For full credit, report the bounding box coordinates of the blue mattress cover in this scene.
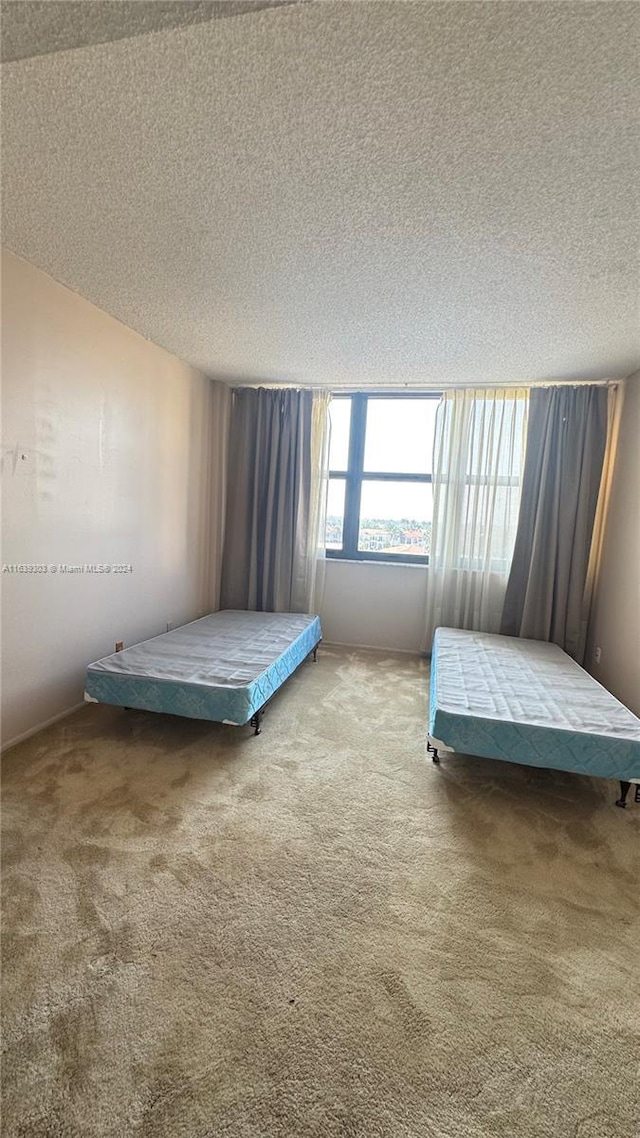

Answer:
[429,628,640,782]
[85,611,322,725]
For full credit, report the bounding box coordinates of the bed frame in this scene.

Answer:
[428,628,640,808]
[85,611,322,735]
[249,641,319,734]
[429,738,640,808]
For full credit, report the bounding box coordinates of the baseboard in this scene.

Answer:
[322,639,420,656]
[2,701,86,753]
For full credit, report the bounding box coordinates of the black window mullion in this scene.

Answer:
[342,394,366,558]
[361,472,432,484]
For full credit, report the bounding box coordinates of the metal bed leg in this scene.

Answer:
[616,781,631,808]
[427,740,440,764]
[250,639,321,735]
[636,785,640,804]
[250,707,265,736]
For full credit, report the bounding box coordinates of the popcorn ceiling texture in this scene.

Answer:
[2,1,639,388]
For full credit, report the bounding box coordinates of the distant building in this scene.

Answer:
[326,515,431,556]
[401,529,423,545]
[359,528,391,552]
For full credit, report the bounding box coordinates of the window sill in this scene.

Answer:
[325,558,429,570]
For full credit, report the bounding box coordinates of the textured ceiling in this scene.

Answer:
[0,1,298,63]
[2,1,639,388]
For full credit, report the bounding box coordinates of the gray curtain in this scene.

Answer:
[500,385,608,661]
[220,387,324,613]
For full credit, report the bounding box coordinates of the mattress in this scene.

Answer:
[85,610,322,725]
[429,628,640,781]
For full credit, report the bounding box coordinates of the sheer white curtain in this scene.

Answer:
[424,388,529,649]
[294,390,331,614]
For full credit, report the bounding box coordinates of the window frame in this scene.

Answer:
[326,391,441,564]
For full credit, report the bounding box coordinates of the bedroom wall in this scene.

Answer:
[587,371,640,715]
[320,560,428,653]
[1,250,230,748]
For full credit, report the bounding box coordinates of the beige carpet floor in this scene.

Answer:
[2,646,639,1138]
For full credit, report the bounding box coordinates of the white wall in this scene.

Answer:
[1,250,229,748]
[587,372,640,714]
[320,559,428,653]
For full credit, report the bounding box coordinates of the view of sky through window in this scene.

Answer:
[326,396,438,559]
[326,478,346,549]
[358,481,433,556]
[363,399,436,474]
[328,399,351,471]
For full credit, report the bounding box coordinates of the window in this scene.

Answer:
[326,393,440,563]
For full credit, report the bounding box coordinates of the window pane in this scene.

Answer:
[325,478,346,549]
[456,482,522,572]
[358,481,432,556]
[328,398,352,472]
[467,394,527,481]
[363,398,438,475]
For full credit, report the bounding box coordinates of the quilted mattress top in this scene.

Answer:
[432,628,640,742]
[86,610,319,690]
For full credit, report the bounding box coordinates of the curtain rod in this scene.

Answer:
[328,379,619,393]
[232,378,620,393]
